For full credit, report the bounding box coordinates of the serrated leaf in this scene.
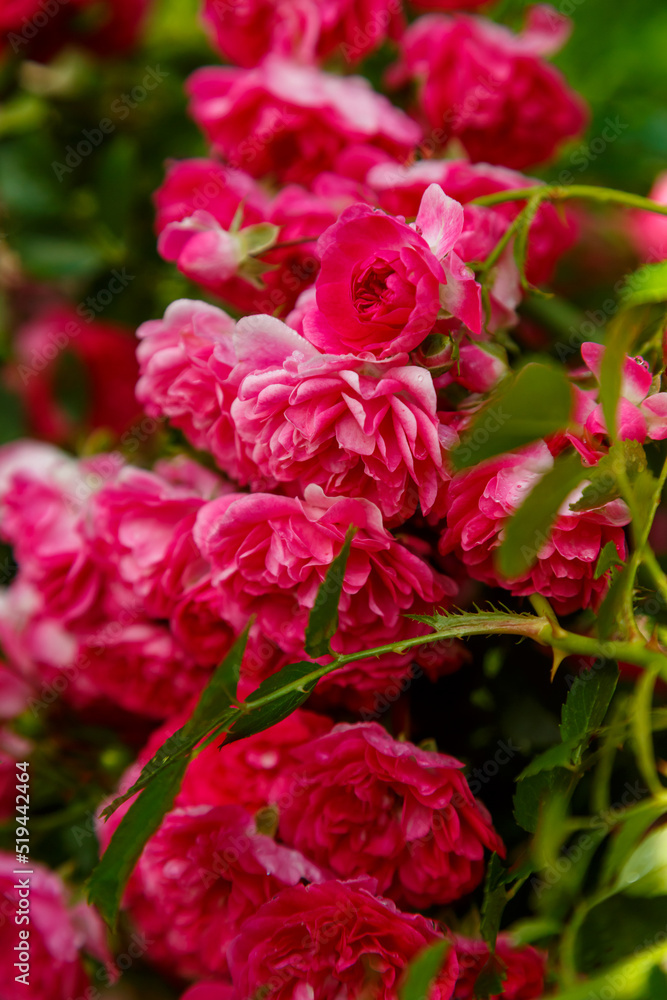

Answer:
[497,450,586,577]
[221,660,321,745]
[595,541,625,579]
[513,771,560,833]
[517,737,582,780]
[560,659,619,763]
[399,940,449,1000]
[480,854,509,951]
[88,757,186,928]
[305,526,356,658]
[101,627,247,817]
[451,362,573,470]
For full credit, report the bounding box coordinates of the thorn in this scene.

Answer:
[550,647,570,681]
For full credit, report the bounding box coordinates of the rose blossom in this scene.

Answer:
[1,0,151,58]
[391,6,586,170]
[194,484,456,699]
[10,305,141,446]
[578,342,667,442]
[0,853,109,1000]
[439,440,630,615]
[100,804,323,980]
[302,184,481,358]
[276,721,504,908]
[227,878,444,1000]
[443,935,546,1000]
[187,56,420,185]
[116,706,333,816]
[201,0,404,67]
[136,299,262,485]
[230,315,453,523]
[367,158,577,286]
[628,171,667,263]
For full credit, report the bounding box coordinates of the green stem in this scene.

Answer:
[471,184,667,217]
[632,664,664,796]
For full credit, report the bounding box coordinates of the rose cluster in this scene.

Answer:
[1,0,663,998]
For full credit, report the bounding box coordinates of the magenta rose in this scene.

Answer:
[187,57,420,186]
[439,441,630,615]
[227,878,444,1000]
[392,7,587,170]
[0,853,109,1000]
[444,935,546,1000]
[303,184,481,358]
[368,158,577,287]
[100,804,323,981]
[276,721,504,908]
[201,0,404,67]
[230,315,452,523]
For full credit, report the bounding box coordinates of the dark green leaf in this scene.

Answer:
[513,770,569,833]
[399,940,449,1000]
[88,757,186,927]
[305,526,356,657]
[472,956,506,999]
[451,362,573,470]
[497,450,586,578]
[560,659,619,763]
[481,854,509,951]
[222,660,320,745]
[517,738,581,780]
[596,562,631,641]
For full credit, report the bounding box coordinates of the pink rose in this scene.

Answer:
[231,315,450,523]
[187,56,420,185]
[368,159,577,287]
[391,7,586,169]
[439,441,630,615]
[578,342,667,443]
[201,0,404,67]
[181,984,234,1000]
[115,706,332,816]
[302,184,481,358]
[136,299,255,482]
[103,804,323,980]
[9,306,141,447]
[0,853,109,1000]
[227,878,444,1000]
[444,935,546,1000]
[194,484,455,700]
[628,171,667,263]
[276,721,504,908]
[1,0,151,58]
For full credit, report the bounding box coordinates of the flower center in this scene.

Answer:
[352,257,397,320]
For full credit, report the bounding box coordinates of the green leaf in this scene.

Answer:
[620,262,667,308]
[596,562,632,641]
[543,936,667,1000]
[240,222,281,255]
[101,627,247,817]
[516,737,582,779]
[560,659,619,764]
[399,940,449,1000]
[575,894,667,978]
[595,541,625,579]
[513,770,568,833]
[616,827,667,897]
[480,854,509,951]
[496,450,586,578]
[222,660,321,745]
[305,526,356,658]
[88,757,186,927]
[451,362,573,470]
[601,799,666,886]
[472,956,506,999]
